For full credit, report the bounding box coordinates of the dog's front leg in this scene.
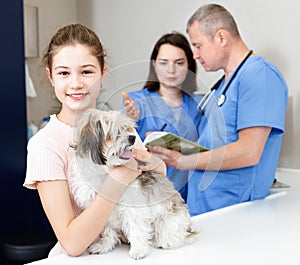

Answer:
[88,226,120,255]
[124,213,152,259]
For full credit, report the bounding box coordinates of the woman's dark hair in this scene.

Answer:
[143,32,197,95]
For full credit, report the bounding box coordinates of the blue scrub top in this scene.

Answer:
[188,56,288,216]
[122,89,201,200]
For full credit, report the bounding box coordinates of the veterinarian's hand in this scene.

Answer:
[132,148,167,176]
[122,92,140,120]
[147,146,186,170]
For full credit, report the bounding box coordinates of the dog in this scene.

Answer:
[69,109,197,259]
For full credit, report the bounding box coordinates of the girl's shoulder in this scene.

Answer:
[28,114,74,150]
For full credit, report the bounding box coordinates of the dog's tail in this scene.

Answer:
[184,225,200,245]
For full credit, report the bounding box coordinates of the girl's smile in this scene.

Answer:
[66,92,88,101]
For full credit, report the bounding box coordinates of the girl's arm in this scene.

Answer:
[37,159,141,257]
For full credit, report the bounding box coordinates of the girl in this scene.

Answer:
[24,24,166,257]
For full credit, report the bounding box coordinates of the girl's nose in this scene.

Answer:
[70,74,83,89]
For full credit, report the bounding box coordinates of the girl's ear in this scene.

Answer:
[45,67,54,87]
[100,65,108,85]
[102,65,108,76]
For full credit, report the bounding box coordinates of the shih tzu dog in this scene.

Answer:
[69,109,197,259]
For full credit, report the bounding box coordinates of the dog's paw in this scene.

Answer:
[129,245,149,260]
[88,241,114,255]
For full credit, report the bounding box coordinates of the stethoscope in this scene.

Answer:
[197,50,253,114]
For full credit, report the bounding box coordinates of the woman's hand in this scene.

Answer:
[132,148,167,176]
[122,92,140,120]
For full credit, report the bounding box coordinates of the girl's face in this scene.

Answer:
[46,44,104,119]
[153,44,188,90]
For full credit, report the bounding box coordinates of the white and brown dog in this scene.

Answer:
[69,109,197,259]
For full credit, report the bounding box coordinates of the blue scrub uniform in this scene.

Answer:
[122,89,201,201]
[187,56,288,216]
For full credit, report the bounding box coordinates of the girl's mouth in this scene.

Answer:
[67,93,87,100]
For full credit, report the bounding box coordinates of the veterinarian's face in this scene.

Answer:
[47,44,104,114]
[188,21,224,72]
[153,44,188,90]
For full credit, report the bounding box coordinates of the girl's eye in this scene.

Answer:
[82,70,93,75]
[58,71,69,76]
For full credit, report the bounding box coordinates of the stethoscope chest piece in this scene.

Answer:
[217,94,226,107]
[198,50,253,113]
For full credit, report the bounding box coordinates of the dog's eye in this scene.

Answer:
[128,135,136,145]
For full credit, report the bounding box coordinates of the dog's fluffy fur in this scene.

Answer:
[69,109,197,259]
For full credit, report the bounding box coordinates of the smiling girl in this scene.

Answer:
[24,24,166,258]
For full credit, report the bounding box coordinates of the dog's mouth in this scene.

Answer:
[119,146,135,160]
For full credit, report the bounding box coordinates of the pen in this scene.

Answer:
[159,123,167,131]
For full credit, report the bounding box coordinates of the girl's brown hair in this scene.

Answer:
[42,24,106,74]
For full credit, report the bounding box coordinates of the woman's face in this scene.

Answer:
[46,44,104,117]
[153,44,188,90]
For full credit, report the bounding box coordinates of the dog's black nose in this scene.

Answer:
[128,135,136,145]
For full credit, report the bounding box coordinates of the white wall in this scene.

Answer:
[24,0,299,169]
[77,0,299,170]
[24,0,77,126]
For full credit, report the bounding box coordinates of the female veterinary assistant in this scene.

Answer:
[122,32,201,201]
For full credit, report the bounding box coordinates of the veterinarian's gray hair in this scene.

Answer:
[186,4,240,40]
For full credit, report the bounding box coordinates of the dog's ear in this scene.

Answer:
[94,120,107,164]
[77,119,107,165]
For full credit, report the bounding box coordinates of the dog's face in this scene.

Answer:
[75,109,137,167]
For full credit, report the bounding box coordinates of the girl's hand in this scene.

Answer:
[109,158,142,186]
[122,92,140,120]
[132,148,167,176]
